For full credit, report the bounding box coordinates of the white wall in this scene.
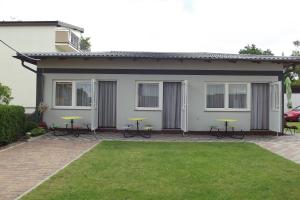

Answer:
[42,73,279,131]
[0,26,81,113]
[284,93,300,112]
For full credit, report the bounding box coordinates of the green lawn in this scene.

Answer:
[287,122,300,133]
[22,141,300,200]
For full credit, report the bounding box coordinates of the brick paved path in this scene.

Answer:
[0,134,99,200]
[255,135,300,164]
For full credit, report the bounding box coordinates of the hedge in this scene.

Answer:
[0,105,25,145]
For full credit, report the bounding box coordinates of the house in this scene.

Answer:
[0,21,84,113]
[14,51,300,134]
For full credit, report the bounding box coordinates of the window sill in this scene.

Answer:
[205,108,250,112]
[52,106,91,110]
[135,107,162,111]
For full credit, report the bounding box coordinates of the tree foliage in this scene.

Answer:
[0,83,13,105]
[239,44,273,55]
[80,36,91,52]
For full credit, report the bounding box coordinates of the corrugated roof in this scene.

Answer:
[0,21,84,33]
[15,51,300,64]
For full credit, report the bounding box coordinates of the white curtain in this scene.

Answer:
[251,83,269,130]
[163,82,181,129]
[55,82,72,106]
[76,82,91,106]
[138,83,159,107]
[98,81,117,128]
[229,84,247,108]
[206,84,224,108]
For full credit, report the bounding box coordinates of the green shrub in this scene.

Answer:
[24,120,38,133]
[0,105,25,144]
[30,127,46,137]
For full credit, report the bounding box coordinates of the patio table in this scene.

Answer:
[62,116,82,136]
[127,117,149,138]
[128,117,145,132]
[216,118,237,136]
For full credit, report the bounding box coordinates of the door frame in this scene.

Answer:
[181,80,188,133]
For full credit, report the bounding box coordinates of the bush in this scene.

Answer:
[24,120,38,133]
[30,127,46,137]
[0,105,25,145]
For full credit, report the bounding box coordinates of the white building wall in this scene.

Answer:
[284,93,300,112]
[0,26,81,113]
[42,73,279,132]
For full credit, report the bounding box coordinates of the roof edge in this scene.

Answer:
[0,21,84,33]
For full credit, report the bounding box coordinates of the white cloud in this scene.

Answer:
[1,0,300,55]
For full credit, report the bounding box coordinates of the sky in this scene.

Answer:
[1,0,300,56]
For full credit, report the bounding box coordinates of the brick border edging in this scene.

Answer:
[15,141,100,200]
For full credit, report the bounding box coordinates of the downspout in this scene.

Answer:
[21,60,37,73]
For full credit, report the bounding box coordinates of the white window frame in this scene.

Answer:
[205,82,251,112]
[271,83,280,111]
[135,81,163,111]
[53,80,92,109]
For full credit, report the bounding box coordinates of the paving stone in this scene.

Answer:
[0,134,99,200]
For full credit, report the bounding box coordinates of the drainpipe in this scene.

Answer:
[21,60,37,73]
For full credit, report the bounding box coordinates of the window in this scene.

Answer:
[205,83,250,111]
[206,84,225,108]
[229,84,247,108]
[76,82,92,106]
[271,83,279,110]
[54,81,92,109]
[55,82,72,106]
[136,81,163,110]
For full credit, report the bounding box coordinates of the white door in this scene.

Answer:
[181,80,188,133]
[91,79,99,131]
[269,81,282,133]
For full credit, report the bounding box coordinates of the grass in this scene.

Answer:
[287,122,300,133]
[22,141,300,200]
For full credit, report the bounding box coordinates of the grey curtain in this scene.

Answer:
[55,82,72,106]
[229,84,247,108]
[76,82,91,106]
[163,82,181,129]
[98,81,117,128]
[251,83,269,130]
[138,83,159,107]
[206,84,224,108]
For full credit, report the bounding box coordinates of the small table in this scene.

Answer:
[128,118,145,133]
[62,116,82,135]
[216,118,237,134]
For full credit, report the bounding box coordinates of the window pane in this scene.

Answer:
[76,82,92,106]
[138,83,159,107]
[229,84,247,108]
[55,82,72,106]
[206,84,225,108]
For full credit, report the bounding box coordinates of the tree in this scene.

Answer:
[80,36,91,52]
[292,40,300,56]
[239,44,274,55]
[0,83,13,105]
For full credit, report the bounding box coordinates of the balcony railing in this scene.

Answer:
[55,30,80,51]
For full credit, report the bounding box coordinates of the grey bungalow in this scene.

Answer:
[15,52,300,134]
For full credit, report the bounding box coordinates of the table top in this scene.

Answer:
[128,117,146,121]
[62,116,82,120]
[217,118,237,122]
